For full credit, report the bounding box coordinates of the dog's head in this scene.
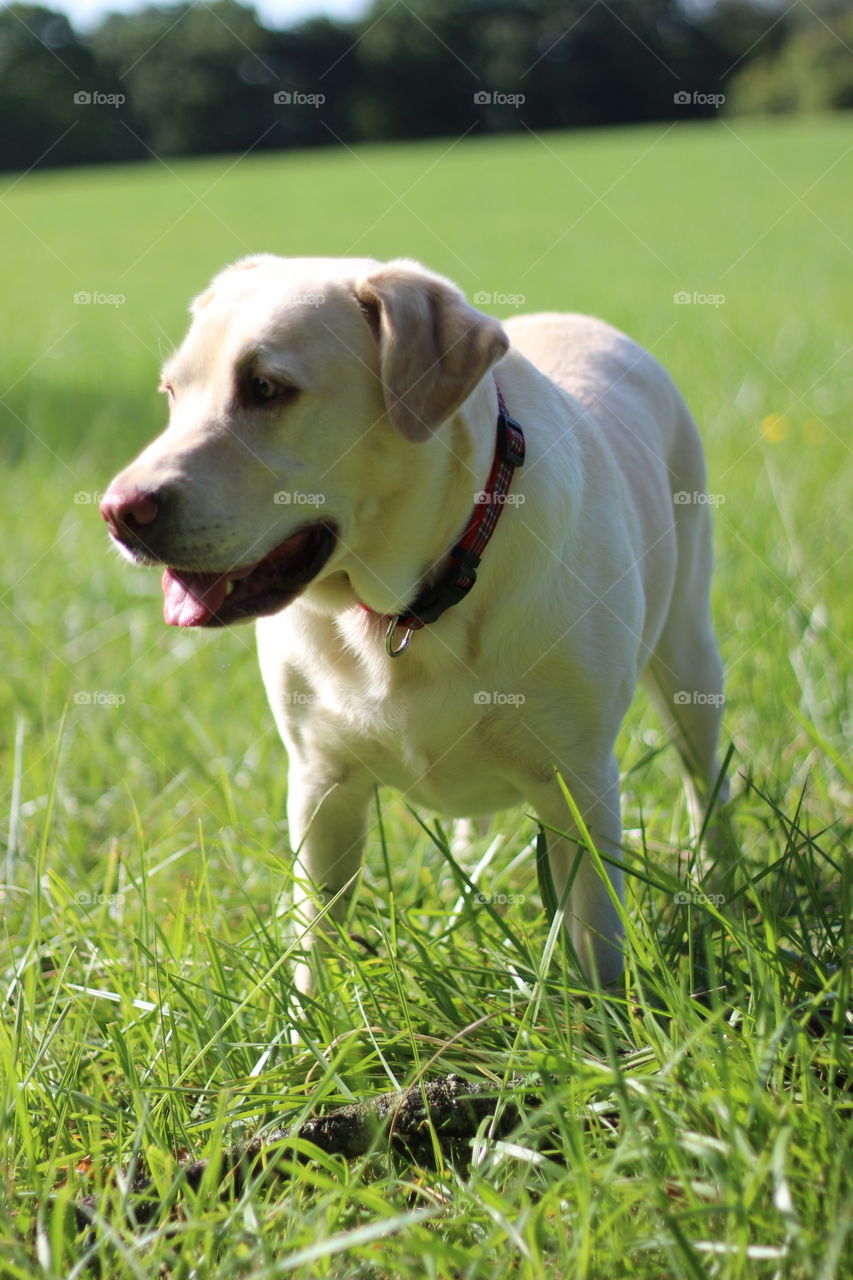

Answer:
[101,255,508,627]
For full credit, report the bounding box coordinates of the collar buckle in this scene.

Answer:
[497,410,526,468]
[400,546,480,630]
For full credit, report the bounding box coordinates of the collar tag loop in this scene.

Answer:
[385,617,416,658]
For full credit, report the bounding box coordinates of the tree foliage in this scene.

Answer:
[0,0,846,173]
[725,9,853,114]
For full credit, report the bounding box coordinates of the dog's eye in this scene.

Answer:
[250,376,296,405]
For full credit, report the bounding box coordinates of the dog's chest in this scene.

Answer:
[299,657,528,814]
[374,729,523,816]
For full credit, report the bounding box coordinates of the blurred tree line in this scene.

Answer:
[0,0,849,172]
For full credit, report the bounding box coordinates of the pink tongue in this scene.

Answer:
[162,568,230,627]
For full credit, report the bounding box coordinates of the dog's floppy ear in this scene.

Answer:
[354,261,509,442]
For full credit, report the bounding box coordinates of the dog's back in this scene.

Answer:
[504,312,698,476]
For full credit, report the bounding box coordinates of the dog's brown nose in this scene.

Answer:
[100,487,159,540]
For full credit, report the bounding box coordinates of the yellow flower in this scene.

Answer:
[760,413,788,443]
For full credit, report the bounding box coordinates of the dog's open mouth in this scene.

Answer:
[161,523,337,627]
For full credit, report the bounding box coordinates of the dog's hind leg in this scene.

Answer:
[642,489,729,835]
[531,759,625,987]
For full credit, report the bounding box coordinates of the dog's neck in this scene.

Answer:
[355,378,524,654]
[302,374,523,636]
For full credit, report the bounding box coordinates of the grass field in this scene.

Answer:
[1,115,851,1278]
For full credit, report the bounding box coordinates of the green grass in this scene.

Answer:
[1,115,851,1278]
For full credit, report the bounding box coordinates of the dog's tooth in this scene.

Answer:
[225,580,235,596]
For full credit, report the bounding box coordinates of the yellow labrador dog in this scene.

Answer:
[102,255,727,992]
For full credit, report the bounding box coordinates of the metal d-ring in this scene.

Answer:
[385,617,415,657]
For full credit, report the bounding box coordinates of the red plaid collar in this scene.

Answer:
[364,383,525,657]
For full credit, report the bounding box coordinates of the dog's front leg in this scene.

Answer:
[530,758,625,986]
[286,767,372,998]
